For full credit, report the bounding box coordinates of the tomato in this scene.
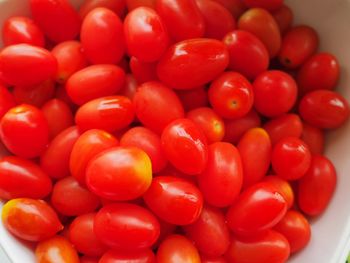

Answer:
[301,123,324,154]
[298,155,336,216]
[130,57,158,84]
[66,65,126,105]
[0,104,49,158]
[2,16,45,47]
[226,182,287,236]
[120,127,167,173]
[0,44,57,87]
[119,74,138,100]
[79,0,127,18]
[274,210,311,253]
[127,0,156,10]
[212,0,246,19]
[94,203,160,249]
[263,114,303,145]
[75,96,135,132]
[263,176,294,209]
[144,176,203,225]
[242,0,283,11]
[35,236,79,263]
[208,71,254,119]
[133,82,184,133]
[124,7,170,62]
[253,70,297,117]
[2,198,62,241]
[176,86,209,112]
[198,142,242,207]
[184,205,230,257]
[299,90,349,129]
[157,38,229,89]
[51,41,88,84]
[69,213,108,256]
[226,230,290,263]
[161,118,208,175]
[100,249,156,263]
[238,8,281,58]
[157,235,201,263]
[80,256,100,263]
[278,25,319,69]
[153,219,177,249]
[0,85,16,119]
[70,129,118,185]
[200,256,226,263]
[195,0,236,40]
[272,4,294,34]
[223,30,269,79]
[81,8,125,64]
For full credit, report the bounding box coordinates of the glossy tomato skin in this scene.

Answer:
[100,249,156,263]
[79,0,127,18]
[94,203,160,249]
[129,57,158,84]
[0,44,57,87]
[144,176,203,225]
[120,74,138,100]
[301,123,324,154]
[242,0,283,11]
[161,118,208,175]
[212,0,246,19]
[176,86,209,112]
[81,8,125,64]
[127,0,156,10]
[2,16,45,47]
[299,90,350,129]
[272,4,294,34]
[200,256,226,263]
[298,155,336,216]
[30,0,81,43]
[157,38,229,89]
[263,176,294,209]
[2,198,62,241]
[0,85,16,119]
[0,104,49,158]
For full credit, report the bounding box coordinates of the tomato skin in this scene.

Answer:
[299,90,350,129]
[263,176,294,209]
[212,0,246,19]
[242,0,283,11]
[2,16,45,47]
[200,256,226,263]
[144,176,203,225]
[133,82,184,134]
[94,203,160,249]
[0,104,49,158]
[223,30,269,79]
[35,236,80,263]
[157,38,229,90]
[120,74,138,100]
[298,155,336,216]
[76,96,135,132]
[301,123,324,154]
[0,44,57,87]
[80,256,99,263]
[0,86,16,119]
[100,249,156,263]
[2,198,63,241]
[79,0,127,18]
[226,230,290,263]
[127,0,156,10]
[272,4,293,34]
[176,86,209,112]
[129,57,158,84]
[81,8,125,64]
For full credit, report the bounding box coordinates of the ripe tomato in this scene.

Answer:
[79,0,127,18]
[208,72,254,119]
[263,176,294,209]
[157,38,229,89]
[200,256,226,263]
[127,0,156,10]
[2,198,62,241]
[242,0,283,11]
[0,85,16,119]
[301,123,324,154]
[176,86,209,112]
[129,57,158,84]
[212,0,246,19]
[119,74,138,100]
[271,4,294,34]
[0,104,49,158]
[94,203,160,249]
[100,249,156,263]
[80,256,99,263]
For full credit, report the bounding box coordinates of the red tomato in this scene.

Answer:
[299,90,349,129]
[223,30,269,79]
[2,16,45,47]
[129,57,158,84]
[226,230,290,263]
[100,249,156,263]
[144,176,203,225]
[301,123,324,154]
[253,70,298,117]
[133,81,184,133]
[208,71,254,119]
[242,0,283,11]
[79,0,127,18]
[274,210,311,253]
[212,0,246,19]
[157,38,229,89]
[81,8,125,64]
[94,203,160,249]
[127,0,156,10]
[75,96,135,132]
[153,219,177,249]
[2,198,62,241]
[0,44,57,87]
[278,25,319,68]
[263,176,294,209]
[0,104,49,158]
[176,86,209,112]
[200,256,226,263]
[119,74,138,100]
[80,256,100,263]
[298,155,336,216]
[0,85,16,119]
[272,4,294,34]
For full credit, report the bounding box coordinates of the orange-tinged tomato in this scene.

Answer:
[263,176,294,209]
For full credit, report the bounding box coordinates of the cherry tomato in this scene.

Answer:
[272,4,294,34]
[301,122,324,154]
[253,70,297,117]
[263,176,294,209]
[2,16,45,47]
[153,219,177,249]
[200,256,226,263]
[298,155,336,216]
[127,0,156,10]
[94,203,160,249]
[144,176,203,225]
[212,0,246,19]
[223,30,269,79]
[35,236,79,263]
[157,38,229,89]
[0,44,57,87]
[299,90,350,129]
[2,198,62,241]
[243,0,283,11]
[79,0,127,18]
[208,71,254,119]
[129,57,158,84]
[176,86,209,112]
[80,256,99,263]
[0,85,16,119]
[119,74,138,100]
[100,249,156,263]
[278,25,319,69]
[0,104,49,158]
[81,8,125,64]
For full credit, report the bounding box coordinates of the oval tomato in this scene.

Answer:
[129,57,158,84]
[301,123,324,154]
[176,86,209,112]
[0,85,16,119]
[127,0,156,10]
[263,176,294,209]
[242,0,283,11]
[79,0,127,18]
[100,249,156,263]
[200,256,226,263]
[272,4,294,34]
[212,0,246,19]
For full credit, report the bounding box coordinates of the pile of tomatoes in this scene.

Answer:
[0,0,349,262]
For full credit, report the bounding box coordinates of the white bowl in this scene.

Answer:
[1,0,350,262]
